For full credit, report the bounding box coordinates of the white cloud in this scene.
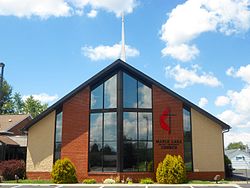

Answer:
[217,64,250,144]
[217,86,250,128]
[215,96,230,106]
[87,9,97,18]
[82,43,139,61]
[224,132,250,148]
[0,0,71,18]
[165,64,222,88]
[22,93,59,104]
[226,66,235,76]
[161,44,199,62]
[198,97,208,108]
[71,0,138,17]
[0,0,137,18]
[160,0,250,61]
[226,64,250,84]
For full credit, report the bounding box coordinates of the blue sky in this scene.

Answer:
[0,0,250,147]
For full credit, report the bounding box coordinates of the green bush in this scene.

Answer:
[156,154,186,184]
[82,178,96,184]
[140,178,154,184]
[51,158,78,184]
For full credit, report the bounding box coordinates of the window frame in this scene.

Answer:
[53,107,63,163]
[183,106,193,172]
[88,70,154,173]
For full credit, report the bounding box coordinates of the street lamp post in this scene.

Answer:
[0,62,5,102]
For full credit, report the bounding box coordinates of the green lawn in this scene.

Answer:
[188,180,230,184]
[3,179,52,184]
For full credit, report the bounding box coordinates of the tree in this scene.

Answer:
[227,141,248,150]
[0,80,14,114]
[23,96,48,118]
[13,92,25,114]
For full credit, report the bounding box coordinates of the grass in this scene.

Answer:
[2,179,52,184]
[188,180,230,184]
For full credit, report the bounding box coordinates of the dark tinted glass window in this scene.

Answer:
[89,74,118,172]
[89,142,102,171]
[123,141,137,171]
[91,85,103,109]
[90,113,102,142]
[138,82,152,108]
[55,111,62,142]
[89,72,153,173]
[103,142,117,172]
[54,110,63,161]
[138,112,152,141]
[183,108,193,171]
[123,112,137,141]
[123,111,153,172]
[104,75,117,108]
[123,73,137,108]
[104,112,117,141]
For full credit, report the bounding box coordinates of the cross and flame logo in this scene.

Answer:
[160,108,176,134]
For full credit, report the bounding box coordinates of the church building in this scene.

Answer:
[24,59,230,181]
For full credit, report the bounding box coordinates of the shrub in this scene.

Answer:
[51,158,78,184]
[82,178,96,184]
[224,155,233,178]
[126,177,133,184]
[140,178,154,184]
[114,175,120,183]
[0,160,26,180]
[103,178,115,184]
[156,154,186,184]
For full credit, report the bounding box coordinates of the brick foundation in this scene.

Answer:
[187,171,225,180]
[26,172,51,180]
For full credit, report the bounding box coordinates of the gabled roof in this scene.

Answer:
[23,59,231,131]
[225,149,250,159]
[0,114,31,134]
[0,135,19,146]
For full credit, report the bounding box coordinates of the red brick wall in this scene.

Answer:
[152,85,184,172]
[61,86,90,181]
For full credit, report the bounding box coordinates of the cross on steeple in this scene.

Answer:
[120,12,126,62]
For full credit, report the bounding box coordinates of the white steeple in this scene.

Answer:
[121,12,126,62]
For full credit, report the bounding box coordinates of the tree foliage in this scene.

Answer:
[227,141,248,150]
[0,80,14,114]
[23,96,47,118]
[13,92,24,114]
[0,80,48,118]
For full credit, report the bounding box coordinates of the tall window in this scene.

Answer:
[123,112,153,171]
[89,72,153,172]
[183,107,193,171]
[89,75,117,172]
[123,73,153,172]
[54,109,63,161]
